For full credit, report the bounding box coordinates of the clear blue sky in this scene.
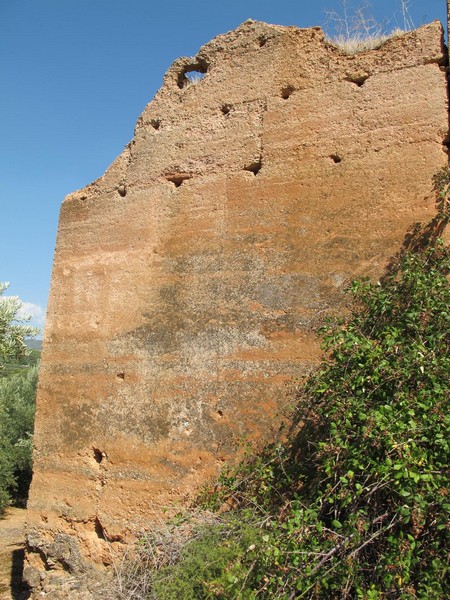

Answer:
[0,0,446,334]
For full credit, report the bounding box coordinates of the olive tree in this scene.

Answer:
[0,282,39,373]
[0,282,39,512]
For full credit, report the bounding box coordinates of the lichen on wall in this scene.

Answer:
[25,19,448,593]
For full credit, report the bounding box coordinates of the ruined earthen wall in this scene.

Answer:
[26,19,448,585]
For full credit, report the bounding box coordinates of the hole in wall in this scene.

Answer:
[330,154,342,164]
[93,448,104,464]
[177,60,209,89]
[150,119,161,130]
[117,371,125,380]
[281,85,295,99]
[258,36,267,47]
[221,104,232,116]
[167,174,191,187]
[244,158,262,175]
[185,71,206,85]
[117,185,126,197]
[217,410,223,417]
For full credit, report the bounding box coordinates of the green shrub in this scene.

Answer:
[150,519,265,600]
[161,241,449,599]
[0,365,38,512]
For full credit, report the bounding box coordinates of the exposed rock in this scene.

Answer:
[26,19,448,591]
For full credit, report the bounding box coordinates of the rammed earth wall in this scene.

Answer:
[25,19,448,593]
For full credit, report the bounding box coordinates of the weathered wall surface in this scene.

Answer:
[25,19,448,589]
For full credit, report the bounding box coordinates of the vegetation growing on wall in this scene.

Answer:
[324,0,413,54]
[107,195,449,598]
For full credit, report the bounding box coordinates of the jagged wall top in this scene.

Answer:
[67,20,446,204]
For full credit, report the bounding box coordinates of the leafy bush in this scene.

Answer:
[0,365,38,512]
[149,519,265,600]
[0,280,39,512]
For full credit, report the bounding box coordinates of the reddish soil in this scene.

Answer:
[0,508,28,599]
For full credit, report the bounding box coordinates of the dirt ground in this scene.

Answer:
[0,508,29,600]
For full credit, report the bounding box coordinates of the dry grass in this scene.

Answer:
[324,0,413,55]
[330,27,406,54]
[99,509,221,600]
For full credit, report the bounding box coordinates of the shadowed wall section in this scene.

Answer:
[25,19,448,589]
